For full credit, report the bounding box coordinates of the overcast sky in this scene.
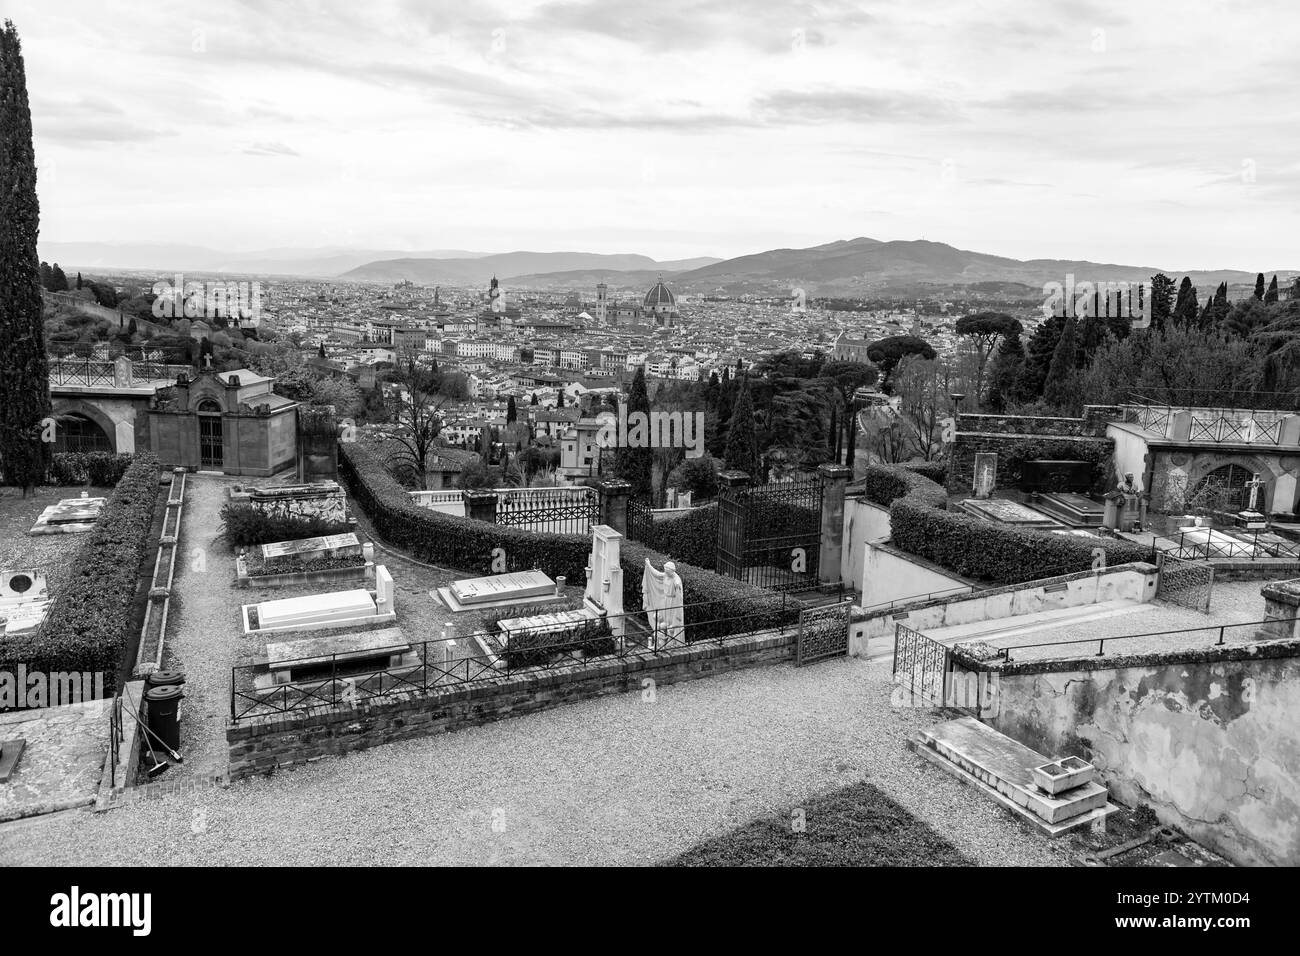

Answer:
[11,0,1300,269]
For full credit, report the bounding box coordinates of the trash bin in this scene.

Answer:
[143,684,183,753]
[146,670,186,691]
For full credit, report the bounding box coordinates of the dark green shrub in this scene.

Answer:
[860,464,948,509]
[46,451,134,487]
[219,503,350,548]
[889,499,1151,584]
[340,442,794,640]
[900,460,947,485]
[0,454,161,696]
[498,617,616,669]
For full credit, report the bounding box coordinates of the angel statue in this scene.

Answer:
[641,559,685,648]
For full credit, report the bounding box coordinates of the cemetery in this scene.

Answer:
[235,533,375,588]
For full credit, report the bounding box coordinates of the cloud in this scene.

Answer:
[242,141,300,156]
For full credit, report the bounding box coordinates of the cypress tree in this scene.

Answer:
[75,270,82,290]
[1042,315,1078,410]
[506,395,517,424]
[1254,273,1266,301]
[615,367,653,500]
[1172,277,1198,328]
[1265,274,1279,305]
[723,374,758,477]
[50,261,67,291]
[0,20,51,491]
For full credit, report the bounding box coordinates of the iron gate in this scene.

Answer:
[893,623,997,715]
[796,600,853,666]
[626,497,655,545]
[1156,552,1214,613]
[716,478,823,592]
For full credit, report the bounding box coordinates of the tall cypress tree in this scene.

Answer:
[1172,277,1198,328]
[1254,273,1266,301]
[1265,274,1279,305]
[615,367,653,500]
[1042,315,1078,410]
[723,374,758,477]
[1149,272,1175,332]
[0,21,51,491]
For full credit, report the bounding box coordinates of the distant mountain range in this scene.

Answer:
[39,238,1295,294]
[36,243,491,277]
[340,252,723,285]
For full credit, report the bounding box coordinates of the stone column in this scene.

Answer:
[463,489,498,524]
[598,478,631,535]
[818,463,852,589]
[1259,580,1300,642]
[717,469,750,490]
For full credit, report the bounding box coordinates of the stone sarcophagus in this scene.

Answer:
[227,480,352,526]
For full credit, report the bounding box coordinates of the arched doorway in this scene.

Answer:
[197,399,224,468]
[54,413,113,453]
[1194,464,1256,511]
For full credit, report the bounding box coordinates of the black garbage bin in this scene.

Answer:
[143,684,183,753]
[146,670,186,692]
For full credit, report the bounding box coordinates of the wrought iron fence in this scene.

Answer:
[717,478,823,592]
[1162,529,1300,562]
[795,600,853,666]
[626,497,655,545]
[493,487,599,534]
[48,358,117,386]
[892,623,950,706]
[229,596,799,721]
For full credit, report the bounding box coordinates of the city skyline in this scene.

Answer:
[11,0,1300,271]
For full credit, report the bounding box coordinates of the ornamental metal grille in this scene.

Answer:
[796,600,852,666]
[1156,552,1214,613]
[626,497,655,545]
[716,478,823,592]
[892,623,949,706]
[48,358,116,386]
[494,487,598,535]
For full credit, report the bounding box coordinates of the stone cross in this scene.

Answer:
[1246,473,1266,512]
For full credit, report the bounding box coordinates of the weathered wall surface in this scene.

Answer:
[227,629,795,780]
[986,643,1300,866]
[841,497,891,591]
[858,540,970,612]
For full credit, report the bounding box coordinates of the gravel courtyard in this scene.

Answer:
[0,655,1072,866]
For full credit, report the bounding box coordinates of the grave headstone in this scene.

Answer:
[443,570,555,609]
[973,453,997,499]
[259,532,361,563]
[584,524,625,637]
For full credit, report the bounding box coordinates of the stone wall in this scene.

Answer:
[949,425,1113,495]
[977,640,1300,866]
[226,629,795,779]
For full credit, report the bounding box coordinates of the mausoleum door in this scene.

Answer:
[197,399,224,468]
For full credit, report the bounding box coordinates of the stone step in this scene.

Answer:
[917,716,1111,826]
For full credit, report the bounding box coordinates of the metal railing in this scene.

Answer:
[230,596,799,721]
[1161,529,1300,562]
[997,617,1299,662]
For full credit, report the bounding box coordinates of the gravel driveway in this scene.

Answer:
[0,656,1072,866]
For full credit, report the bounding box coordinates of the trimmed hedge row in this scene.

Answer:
[219,503,351,549]
[859,464,949,510]
[339,443,795,637]
[641,503,720,570]
[889,499,1152,584]
[47,452,135,487]
[899,460,948,485]
[858,462,1150,584]
[1,453,161,696]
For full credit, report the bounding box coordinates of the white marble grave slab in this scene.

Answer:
[260,532,361,562]
[449,570,555,606]
[257,589,376,629]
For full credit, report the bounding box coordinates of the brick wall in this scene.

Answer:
[226,629,796,779]
[949,432,1113,494]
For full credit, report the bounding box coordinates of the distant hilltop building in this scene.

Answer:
[594,274,681,328]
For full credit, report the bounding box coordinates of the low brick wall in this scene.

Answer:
[226,629,795,779]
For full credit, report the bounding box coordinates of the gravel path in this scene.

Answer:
[0,656,1073,866]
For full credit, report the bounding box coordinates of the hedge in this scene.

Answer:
[899,460,948,486]
[47,451,135,487]
[889,499,1152,584]
[219,503,351,549]
[340,442,794,639]
[639,503,720,570]
[859,462,1150,584]
[1,453,161,696]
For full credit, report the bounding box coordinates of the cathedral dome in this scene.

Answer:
[643,274,676,310]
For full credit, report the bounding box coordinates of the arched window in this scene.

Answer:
[1194,464,1255,511]
[55,413,112,453]
[197,398,222,414]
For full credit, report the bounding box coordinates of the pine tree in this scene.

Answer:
[723,374,758,477]
[1255,273,1266,301]
[0,21,52,491]
[1265,275,1280,305]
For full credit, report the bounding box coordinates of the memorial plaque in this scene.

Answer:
[0,601,50,635]
[973,453,997,499]
[961,498,1060,527]
[449,570,555,606]
[260,532,361,562]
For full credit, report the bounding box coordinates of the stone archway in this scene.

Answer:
[1184,452,1283,513]
[50,398,125,453]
